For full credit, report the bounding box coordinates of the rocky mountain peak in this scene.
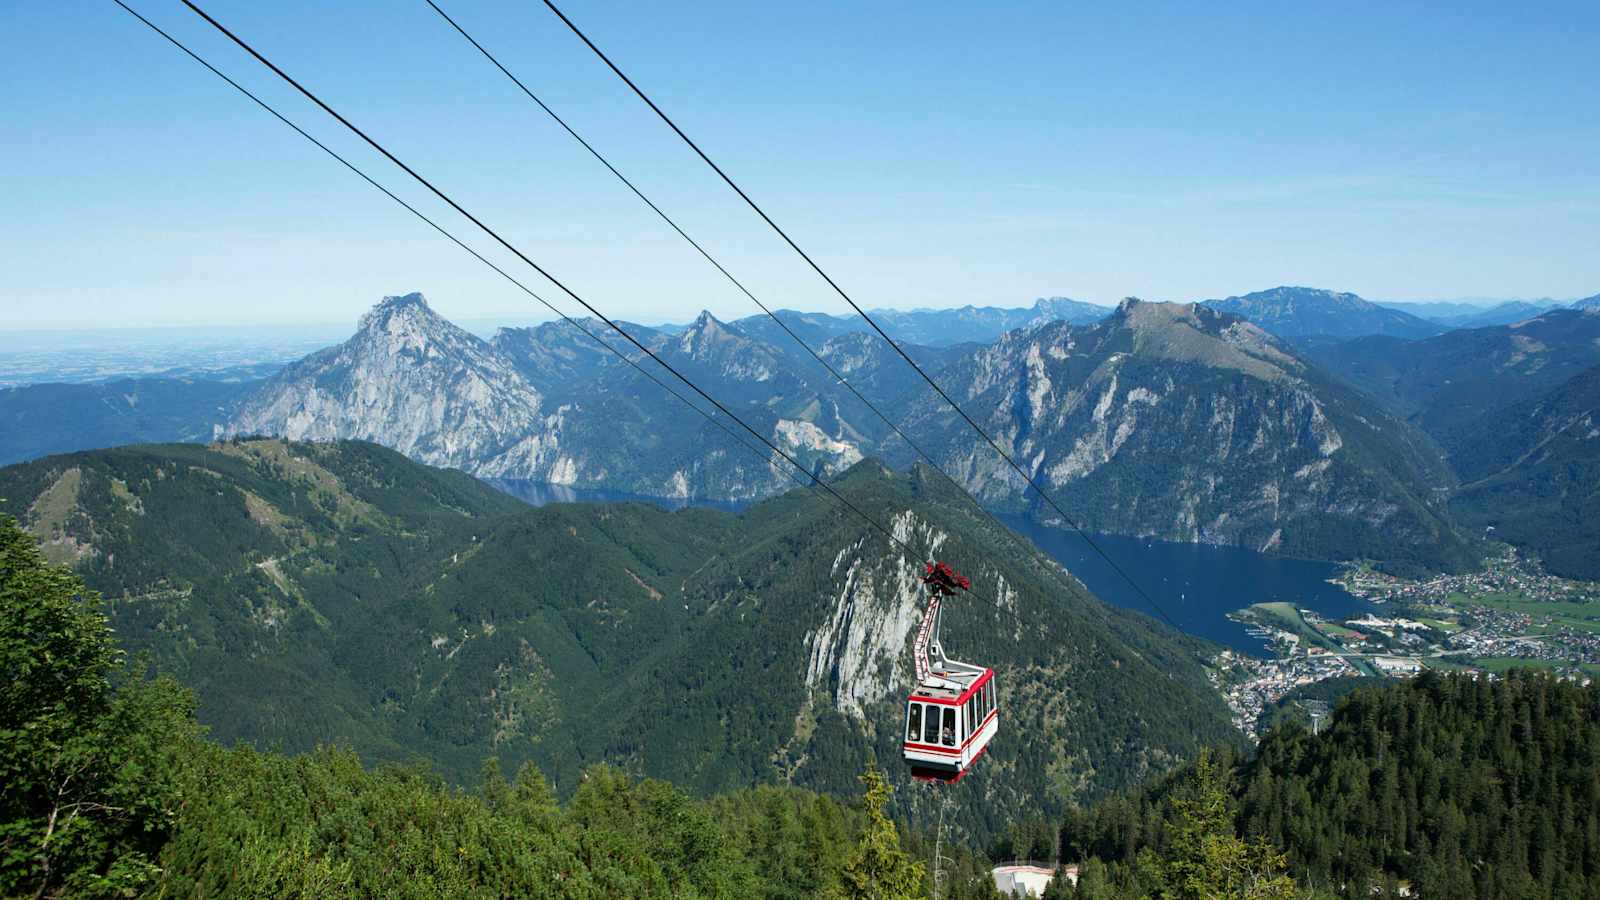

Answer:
[224,293,556,479]
[675,310,749,358]
[1110,298,1229,335]
[359,292,437,328]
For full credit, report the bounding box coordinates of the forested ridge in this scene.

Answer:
[0,439,1236,844]
[1,512,955,897]
[1053,671,1600,898]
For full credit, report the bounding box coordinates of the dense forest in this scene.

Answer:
[1053,671,1600,899]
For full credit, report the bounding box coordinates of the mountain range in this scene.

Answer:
[216,292,1475,573]
[11,285,1600,576]
[0,438,1238,837]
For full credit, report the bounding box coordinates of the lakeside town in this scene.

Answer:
[1211,549,1600,736]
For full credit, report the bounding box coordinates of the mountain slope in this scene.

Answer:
[894,300,1471,574]
[1444,364,1600,578]
[1201,286,1443,341]
[0,439,1238,839]
[1304,307,1600,440]
[1436,299,1565,328]
[488,317,663,398]
[0,377,256,466]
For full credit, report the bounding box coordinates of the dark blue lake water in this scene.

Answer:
[996,515,1376,656]
[489,480,1372,657]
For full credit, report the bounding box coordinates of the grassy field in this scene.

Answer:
[1240,602,1379,676]
[1245,602,1339,652]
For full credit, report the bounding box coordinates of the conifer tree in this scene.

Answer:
[0,514,197,896]
[839,763,926,900]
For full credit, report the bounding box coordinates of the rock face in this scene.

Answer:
[223,295,870,494]
[1201,286,1443,341]
[892,300,1471,572]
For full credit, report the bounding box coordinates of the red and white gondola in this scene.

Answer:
[902,562,998,783]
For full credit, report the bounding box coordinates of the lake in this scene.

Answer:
[489,480,1372,657]
[997,515,1376,656]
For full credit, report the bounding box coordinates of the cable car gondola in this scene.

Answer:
[902,563,997,783]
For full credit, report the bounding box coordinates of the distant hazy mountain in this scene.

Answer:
[728,296,1112,347]
[1378,298,1566,328]
[0,377,256,466]
[1200,287,1444,341]
[1303,308,1600,439]
[892,300,1471,574]
[0,438,1237,836]
[1435,300,1567,328]
[1446,363,1600,579]
[1375,300,1498,320]
[1572,293,1600,310]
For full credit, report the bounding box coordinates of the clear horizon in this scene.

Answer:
[5,1,1598,330]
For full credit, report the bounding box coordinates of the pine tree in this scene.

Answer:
[1159,753,1296,900]
[839,763,926,900]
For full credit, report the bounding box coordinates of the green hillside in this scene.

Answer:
[1445,364,1600,579]
[0,438,1238,842]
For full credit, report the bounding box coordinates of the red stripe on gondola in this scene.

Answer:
[910,742,992,784]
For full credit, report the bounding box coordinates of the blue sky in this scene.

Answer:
[4,1,1597,330]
